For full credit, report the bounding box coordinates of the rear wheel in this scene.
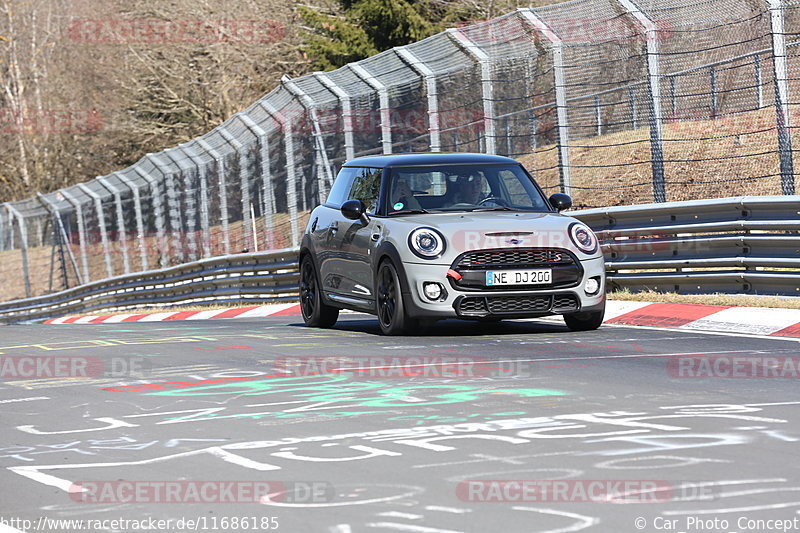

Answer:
[563,308,605,331]
[376,260,416,335]
[299,255,339,328]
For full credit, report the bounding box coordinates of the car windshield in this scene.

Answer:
[386,164,550,215]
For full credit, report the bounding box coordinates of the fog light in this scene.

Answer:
[584,277,601,295]
[423,282,443,301]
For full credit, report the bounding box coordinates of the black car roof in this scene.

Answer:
[342,152,519,168]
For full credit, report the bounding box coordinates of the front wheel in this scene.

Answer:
[376,260,417,336]
[299,255,339,328]
[563,308,605,331]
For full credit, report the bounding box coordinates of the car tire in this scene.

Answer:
[376,259,416,336]
[563,308,605,331]
[299,255,339,328]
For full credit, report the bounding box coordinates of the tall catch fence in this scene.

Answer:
[2,0,800,302]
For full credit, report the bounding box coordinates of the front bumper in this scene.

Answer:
[401,256,606,319]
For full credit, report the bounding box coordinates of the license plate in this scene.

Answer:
[485,269,552,286]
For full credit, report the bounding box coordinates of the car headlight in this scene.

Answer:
[568,222,598,254]
[408,227,446,259]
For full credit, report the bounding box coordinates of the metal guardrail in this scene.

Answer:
[0,248,300,324]
[1,195,798,323]
[572,196,800,295]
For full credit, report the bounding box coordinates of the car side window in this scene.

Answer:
[346,167,382,214]
[326,167,359,208]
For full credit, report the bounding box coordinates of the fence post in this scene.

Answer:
[59,190,91,283]
[238,114,277,250]
[0,205,5,251]
[5,205,31,298]
[518,9,571,194]
[768,0,795,195]
[146,153,184,264]
[134,165,169,267]
[615,0,666,202]
[315,72,356,161]
[178,145,212,259]
[114,172,149,271]
[282,76,336,201]
[446,28,497,155]
[260,100,300,248]
[710,66,718,118]
[595,96,602,136]
[96,176,131,275]
[669,76,677,119]
[77,183,113,279]
[395,46,442,152]
[350,63,393,155]
[161,147,199,261]
[755,54,764,109]
[219,128,255,253]
[37,193,84,285]
[196,139,232,255]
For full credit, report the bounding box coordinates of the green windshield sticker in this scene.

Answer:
[393,202,404,210]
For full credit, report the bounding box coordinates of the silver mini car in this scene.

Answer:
[299,153,605,335]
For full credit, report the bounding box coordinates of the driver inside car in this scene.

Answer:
[445,173,486,206]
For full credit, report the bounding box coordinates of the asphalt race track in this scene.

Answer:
[2,315,800,533]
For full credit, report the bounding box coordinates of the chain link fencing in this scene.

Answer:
[2,0,799,302]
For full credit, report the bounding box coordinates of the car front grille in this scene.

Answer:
[487,295,551,314]
[552,294,579,312]
[456,248,573,269]
[455,293,580,317]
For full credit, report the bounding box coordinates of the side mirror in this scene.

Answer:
[549,193,572,212]
[341,199,369,224]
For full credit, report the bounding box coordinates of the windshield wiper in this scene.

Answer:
[470,206,514,212]
[389,208,429,215]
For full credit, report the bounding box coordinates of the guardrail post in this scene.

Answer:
[446,28,497,156]
[517,10,571,194]
[196,139,232,255]
[350,63,393,155]
[768,0,795,195]
[315,72,356,161]
[134,165,169,267]
[395,46,441,152]
[146,153,184,264]
[37,193,83,285]
[161,147,199,261]
[96,176,131,275]
[5,205,31,298]
[77,183,114,279]
[614,0,666,202]
[114,173,149,271]
[282,76,335,200]
[238,114,277,250]
[219,128,256,253]
[178,145,212,258]
[59,190,91,283]
[260,100,300,248]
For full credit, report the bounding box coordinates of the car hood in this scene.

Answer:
[380,211,601,263]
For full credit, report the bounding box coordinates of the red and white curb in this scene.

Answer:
[43,300,800,338]
[604,301,800,338]
[43,303,302,325]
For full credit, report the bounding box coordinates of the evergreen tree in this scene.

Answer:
[298,0,444,70]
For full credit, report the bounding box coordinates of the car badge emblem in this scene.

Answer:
[507,238,523,245]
